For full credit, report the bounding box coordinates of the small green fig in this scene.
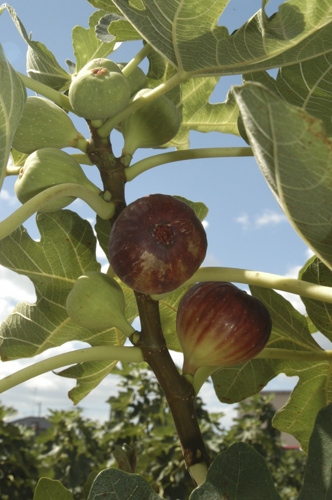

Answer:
[68,61,131,120]
[117,63,147,96]
[14,148,100,212]
[12,96,84,154]
[121,89,181,155]
[176,282,272,376]
[66,271,135,335]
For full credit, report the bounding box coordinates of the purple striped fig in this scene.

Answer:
[108,194,207,295]
[176,281,272,375]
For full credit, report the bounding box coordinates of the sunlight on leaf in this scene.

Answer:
[112,0,332,75]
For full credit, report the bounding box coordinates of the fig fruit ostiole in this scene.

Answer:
[176,281,272,376]
[68,60,131,120]
[121,88,182,155]
[14,148,100,212]
[66,271,135,335]
[12,96,86,154]
[108,194,207,295]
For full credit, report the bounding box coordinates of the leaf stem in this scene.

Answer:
[70,153,94,165]
[0,183,115,241]
[192,349,332,394]
[182,267,332,304]
[121,43,152,77]
[0,346,144,393]
[17,72,74,112]
[126,147,254,181]
[97,72,184,137]
[6,165,21,176]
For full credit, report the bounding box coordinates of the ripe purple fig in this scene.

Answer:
[108,194,207,295]
[176,281,272,375]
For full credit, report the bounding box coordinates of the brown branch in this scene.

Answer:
[134,292,211,479]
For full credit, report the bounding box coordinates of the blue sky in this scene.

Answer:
[0,0,315,425]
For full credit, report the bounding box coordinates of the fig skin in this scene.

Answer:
[14,148,100,212]
[117,63,147,96]
[12,96,83,154]
[69,62,131,120]
[80,58,123,75]
[176,281,272,375]
[121,88,181,154]
[108,194,207,295]
[66,271,135,335]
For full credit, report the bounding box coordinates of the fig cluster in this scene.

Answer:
[108,194,207,295]
[176,282,272,375]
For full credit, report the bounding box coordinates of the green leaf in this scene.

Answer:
[33,478,74,500]
[0,5,70,91]
[190,442,280,499]
[88,468,163,499]
[56,280,138,404]
[112,0,332,75]
[298,403,332,499]
[212,286,329,452]
[0,210,119,360]
[233,82,332,270]
[299,256,332,340]
[0,45,26,191]
[96,12,143,42]
[244,51,332,137]
[95,215,111,261]
[72,10,118,73]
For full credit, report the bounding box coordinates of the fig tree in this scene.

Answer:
[108,194,207,295]
[176,281,272,375]
[12,96,84,154]
[68,61,131,120]
[14,148,100,212]
[66,271,135,335]
[121,89,181,155]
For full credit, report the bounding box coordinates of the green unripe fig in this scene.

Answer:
[122,89,181,155]
[66,271,135,335]
[14,148,100,212]
[12,96,84,154]
[68,63,131,120]
[117,63,147,96]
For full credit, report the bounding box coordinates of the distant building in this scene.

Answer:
[10,416,52,436]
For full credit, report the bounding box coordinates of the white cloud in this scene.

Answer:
[235,210,287,230]
[235,213,250,230]
[202,220,209,229]
[255,210,287,228]
[0,189,20,207]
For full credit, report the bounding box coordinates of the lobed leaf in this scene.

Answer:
[0,45,26,191]
[233,82,332,271]
[111,0,332,75]
[33,478,74,500]
[72,10,118,73]
[190,442,280,499]
[298,403,332,499]
[244,51,332,137]
[212,286,330,452]
[0,4,70,91]
[88,468,163,499]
